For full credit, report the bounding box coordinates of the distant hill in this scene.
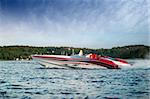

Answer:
[0,45,149,60]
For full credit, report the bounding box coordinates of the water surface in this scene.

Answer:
[0,60,149,99]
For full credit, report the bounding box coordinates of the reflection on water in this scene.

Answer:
[0,60,149,99]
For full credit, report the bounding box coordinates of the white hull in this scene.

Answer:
[32,53,132,69]
[33,58,106,69]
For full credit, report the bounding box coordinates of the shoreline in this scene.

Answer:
[0,45,149,60]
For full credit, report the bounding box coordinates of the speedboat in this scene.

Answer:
[32,50,132,69]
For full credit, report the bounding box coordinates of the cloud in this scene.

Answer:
[0,0,149,48]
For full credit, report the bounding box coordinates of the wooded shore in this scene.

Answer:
[0,45,149,60]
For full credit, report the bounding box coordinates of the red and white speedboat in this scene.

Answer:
[32,50,131,69]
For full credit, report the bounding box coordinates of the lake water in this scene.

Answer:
[0,60,150,99]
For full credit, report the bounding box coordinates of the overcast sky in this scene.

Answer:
[0,0,149,48]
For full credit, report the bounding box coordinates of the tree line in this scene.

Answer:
[0,45,149,60]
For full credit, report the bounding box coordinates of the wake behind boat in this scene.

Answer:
[32,50,132,69]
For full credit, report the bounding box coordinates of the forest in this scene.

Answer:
[0,45,149,60]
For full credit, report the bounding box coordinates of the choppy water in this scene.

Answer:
[0,60,150,99]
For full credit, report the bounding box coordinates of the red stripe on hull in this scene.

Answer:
[32,55,119,69]
[32,55,85,61]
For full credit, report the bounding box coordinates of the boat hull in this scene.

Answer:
[32,55,107,69]
[32,55,131,69]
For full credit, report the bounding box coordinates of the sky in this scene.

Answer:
[0,0,149,48]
